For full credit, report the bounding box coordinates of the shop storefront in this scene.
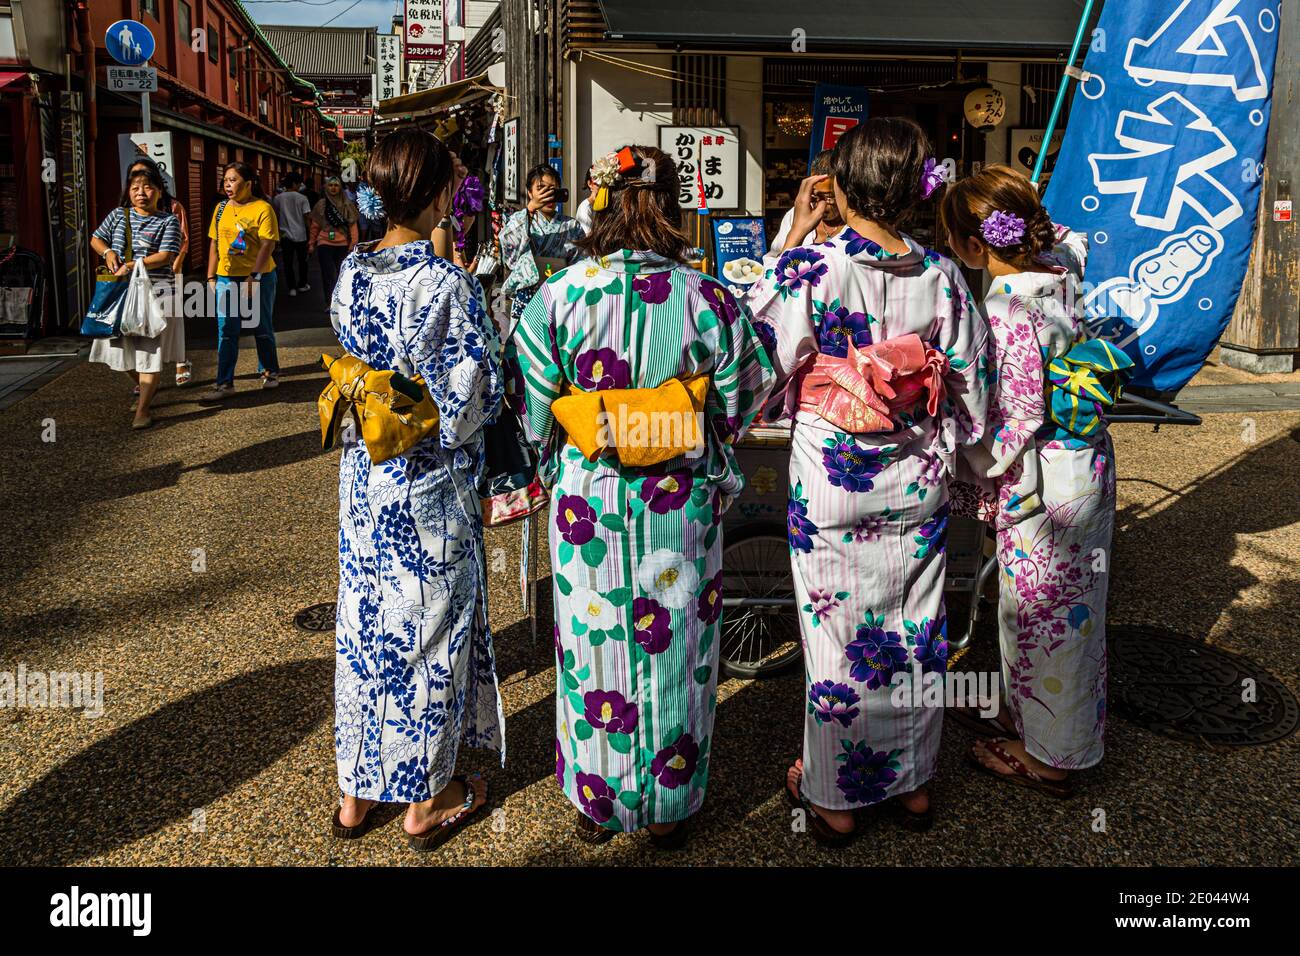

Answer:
[560,2,1092,256]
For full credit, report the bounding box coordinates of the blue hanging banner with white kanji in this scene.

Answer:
[1043,1,1281,393]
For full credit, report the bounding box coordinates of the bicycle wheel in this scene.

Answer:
[720,522,802,680]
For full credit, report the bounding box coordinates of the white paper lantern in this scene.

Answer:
[964,87,1007,132]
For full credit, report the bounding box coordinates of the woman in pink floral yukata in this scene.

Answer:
[749,118,992,845]
[943,165,1133,799]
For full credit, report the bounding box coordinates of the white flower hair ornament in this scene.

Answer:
[590,146,655,212]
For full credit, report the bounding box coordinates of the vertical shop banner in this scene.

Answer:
[659,127,739,211]
[376,34,402,102]
[118,132,175,196]
[712,218,768,298]
[503,118,519,204]
[809,84,868,170]
[1045,0,1280,392]
[404,0,446,61]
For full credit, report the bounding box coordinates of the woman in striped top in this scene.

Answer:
[89,160,182,430]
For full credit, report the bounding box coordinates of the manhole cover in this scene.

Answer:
[294,602,337,632]
[1109,625,1298,745]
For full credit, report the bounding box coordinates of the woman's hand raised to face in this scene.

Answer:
[527,180,557,214]
[784,174,830,253]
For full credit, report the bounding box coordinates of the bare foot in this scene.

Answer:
[972,738,1068,782]
[338,795,376,828]
[787,758,854,834]
[895,786,929,814]
[404,774,487,836]
[647,822,679,837]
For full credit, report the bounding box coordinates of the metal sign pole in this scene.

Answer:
[1031,0,1095,185]
[141,78,151,133]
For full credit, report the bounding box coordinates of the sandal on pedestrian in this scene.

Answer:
[648,818,690,851]
[405,774,486,852]
[131,416,154,430]
[967,739,1074,799]
[784,765,856,848]
[575,810,615,845]
[949,705,1015,739]
[331,801,382,840]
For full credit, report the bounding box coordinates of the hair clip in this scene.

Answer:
[921,157,950,200]
[356,182,385,220]
[980,210,1027,248]
[590,150,623,212]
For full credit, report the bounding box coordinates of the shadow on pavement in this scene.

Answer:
[0,657,332,865]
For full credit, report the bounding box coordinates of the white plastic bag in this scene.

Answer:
[117,259,169,338]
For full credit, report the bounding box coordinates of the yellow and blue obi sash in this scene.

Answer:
[1038,338,1134,441]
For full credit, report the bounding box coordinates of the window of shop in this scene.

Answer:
[178,3,192,46]
[672,55,726,127]
[140,0,158,21]
[761,58,984,253]
[207,26,219,65]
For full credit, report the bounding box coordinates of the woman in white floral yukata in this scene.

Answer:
[509,145,774,849]
[328,129,505,853]
[942,165,1132,798]
[748,119,992,845]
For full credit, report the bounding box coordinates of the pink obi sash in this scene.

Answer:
[796,333,949,433]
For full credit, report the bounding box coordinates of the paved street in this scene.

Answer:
[0,281,1296,866]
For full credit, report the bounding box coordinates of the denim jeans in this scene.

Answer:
[317,244,349,304]
[215,271,279,387]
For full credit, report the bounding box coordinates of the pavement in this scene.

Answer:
[0,276,1296,867]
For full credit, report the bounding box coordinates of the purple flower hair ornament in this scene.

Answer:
[920,158,950,200]
[981,210,1026,248]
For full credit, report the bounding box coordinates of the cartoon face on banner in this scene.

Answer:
[1043,0,1281,392]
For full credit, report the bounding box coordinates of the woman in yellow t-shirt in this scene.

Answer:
[199,162,283,401]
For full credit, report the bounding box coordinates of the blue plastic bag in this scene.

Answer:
[79,272,131,338]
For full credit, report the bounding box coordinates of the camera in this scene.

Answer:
[553,186,570,204]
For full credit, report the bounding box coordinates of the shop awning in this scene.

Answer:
[595,1,1091,51]
[0,72,29,91]
[375,72,499,119]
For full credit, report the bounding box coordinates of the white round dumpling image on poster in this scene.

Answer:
[723,257,762,285]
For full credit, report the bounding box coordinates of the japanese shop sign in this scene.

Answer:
[375,34,402,102]
[404,0,446,61]
[658,127,740,211]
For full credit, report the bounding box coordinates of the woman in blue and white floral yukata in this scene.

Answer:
[329,129,505,851]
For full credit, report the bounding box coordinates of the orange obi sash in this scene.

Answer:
[552,373,709,467]
[797,333,948,433]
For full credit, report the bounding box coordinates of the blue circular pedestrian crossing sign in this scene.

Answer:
[106,20,155,66]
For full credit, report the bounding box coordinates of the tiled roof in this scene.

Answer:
[261,25,377,78]
[322,110,374,131]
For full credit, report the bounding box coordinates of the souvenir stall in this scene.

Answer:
[372,72,506,282]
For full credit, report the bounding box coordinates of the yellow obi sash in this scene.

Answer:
[552,373,709,467]
[318,353,440,463]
